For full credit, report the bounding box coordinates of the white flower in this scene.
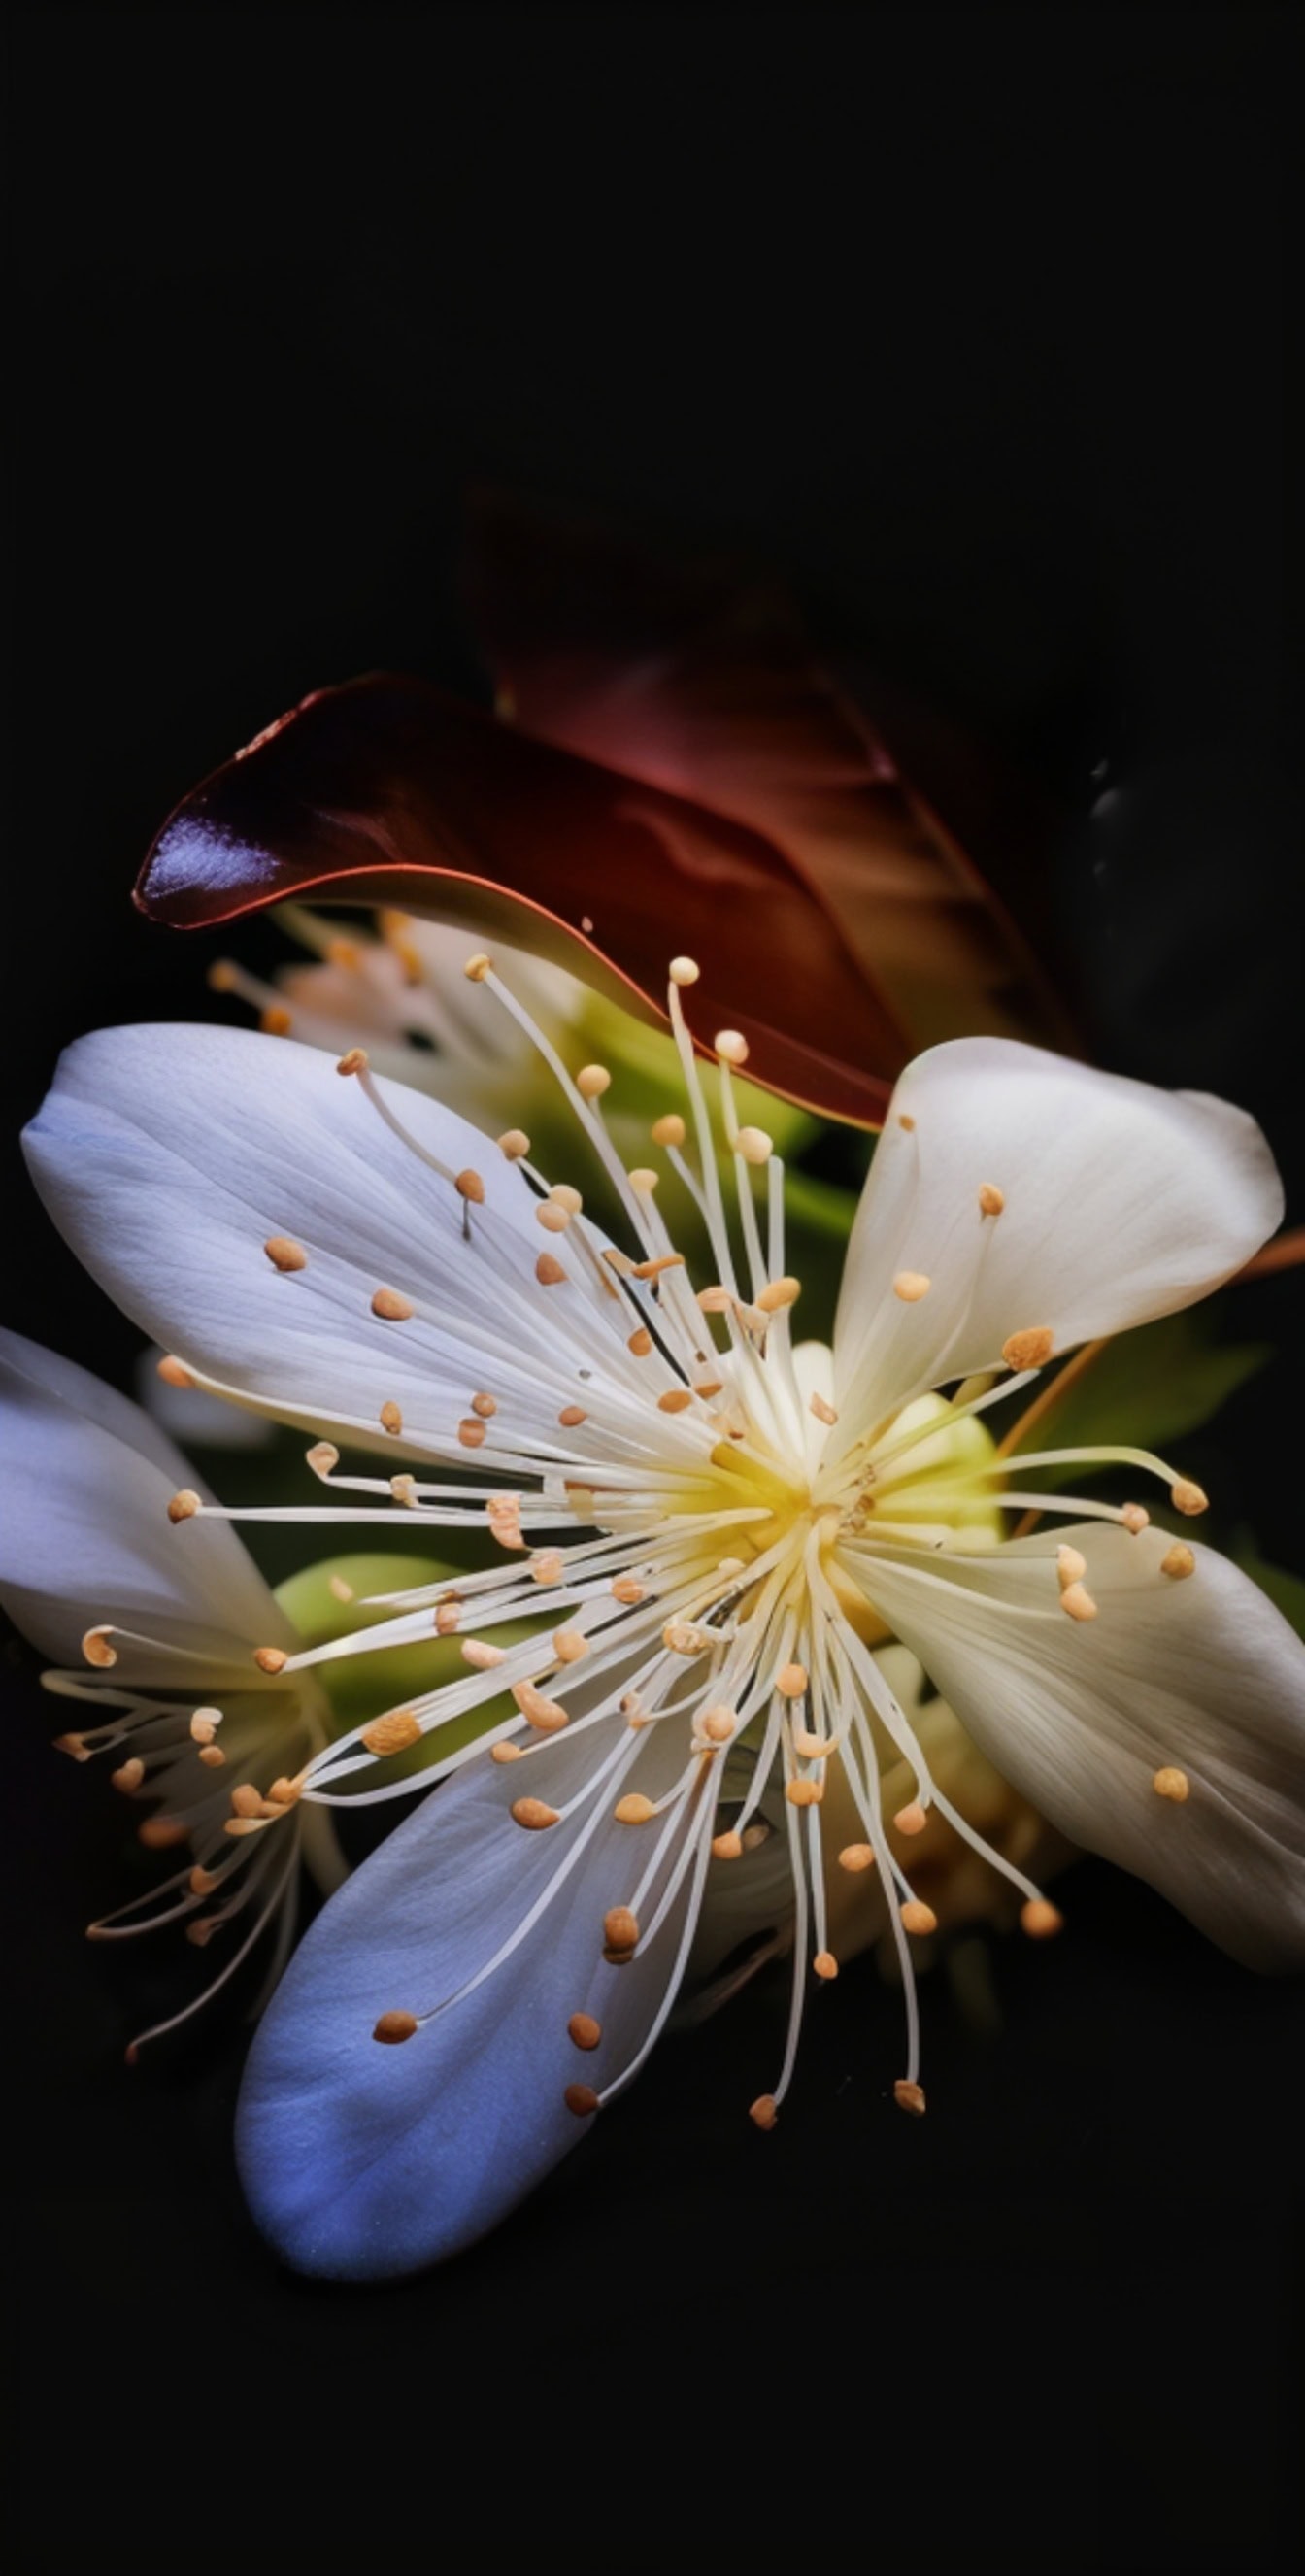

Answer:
[0,1330,344,2055]
[21,959,1305,2277]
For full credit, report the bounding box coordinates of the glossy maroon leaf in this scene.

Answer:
[137,673,910,1124]
[466,488,1079,1058]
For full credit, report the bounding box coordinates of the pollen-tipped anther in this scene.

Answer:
[1171,1479,1209,1518]
[714,1029,750,1066]
[894,2080,927,2116]
[1161,1543,1195,1580]
[603,1905,639,1955]
[577,1064,612,1100]
[978,1183,1005,1215]
[756,1276,801,1314]
[512,1797,561,1830]
[1003,1328,1054,1370]
[360,1710,422,1756]
[1153,1766,1190,1802]
[669,956,700,987]
[497,1128,530,1159]
[263,1235,308,1272]
[372,1287,414,1321]
[336,1047,369,1076]
[463,953,492,982]
[374,2011,419,2044]
[749,2094,779,2130]
[82,1628,117,1668]
[1021,1898,1064,1937]
[1059,1582,1098,1623]
[568,2013,602,2050]
[168,1489,201,1523]
[900,1899,938,1935]
[253,1646,288,1674]
[893,1271,932,1302]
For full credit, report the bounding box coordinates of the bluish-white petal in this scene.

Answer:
[22,1024,668,1463]
[843,1523,1305,1970]
[832,1040,1283,1431]
[237,1717,714,2277]
[0,1329,288,1667]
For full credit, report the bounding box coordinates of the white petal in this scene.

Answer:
[844,1523,1305,1969]
[22,1024,660,1462]
[237,1716,712,2276]
[832,1040,1283,1427]
[0,1328,286,1667]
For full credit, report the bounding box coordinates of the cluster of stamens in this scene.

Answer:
[70,947,1212,2110]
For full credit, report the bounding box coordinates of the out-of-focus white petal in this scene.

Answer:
[238,1714,712,2277]
[832,1039,1283,1434]
[0,1329,288,1667]
[843,1522,1305,1969]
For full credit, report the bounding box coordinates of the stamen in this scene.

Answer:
[372,1288,415,1321]
[264,1234,309,1272]
[568,2013,602,2050]
[374,2011,419,2043]
[603,1905,639,1955]
[1002,1328,1054,1370]
[894,2080,927,2116]
[978,1184,1005,1215]
[1153,1767,1190,1802]
[893,1272,931,1303]
[1161,1544,1195,1580]
[168,1490,201,1522]
[360,1711,422,1755]
[1058,1582,1098,1623]
[511,1797,560,1830]
[1171,1480,1209,1517]
[1021,1899,1063,1937]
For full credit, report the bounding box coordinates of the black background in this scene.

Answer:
[5,10,1303,2573]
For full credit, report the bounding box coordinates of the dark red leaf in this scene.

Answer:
[137,674,908,1124]
[466,488,1079,1059]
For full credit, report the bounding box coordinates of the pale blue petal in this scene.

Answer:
[0,1328,287,1666]
[237,1717,710,2276]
